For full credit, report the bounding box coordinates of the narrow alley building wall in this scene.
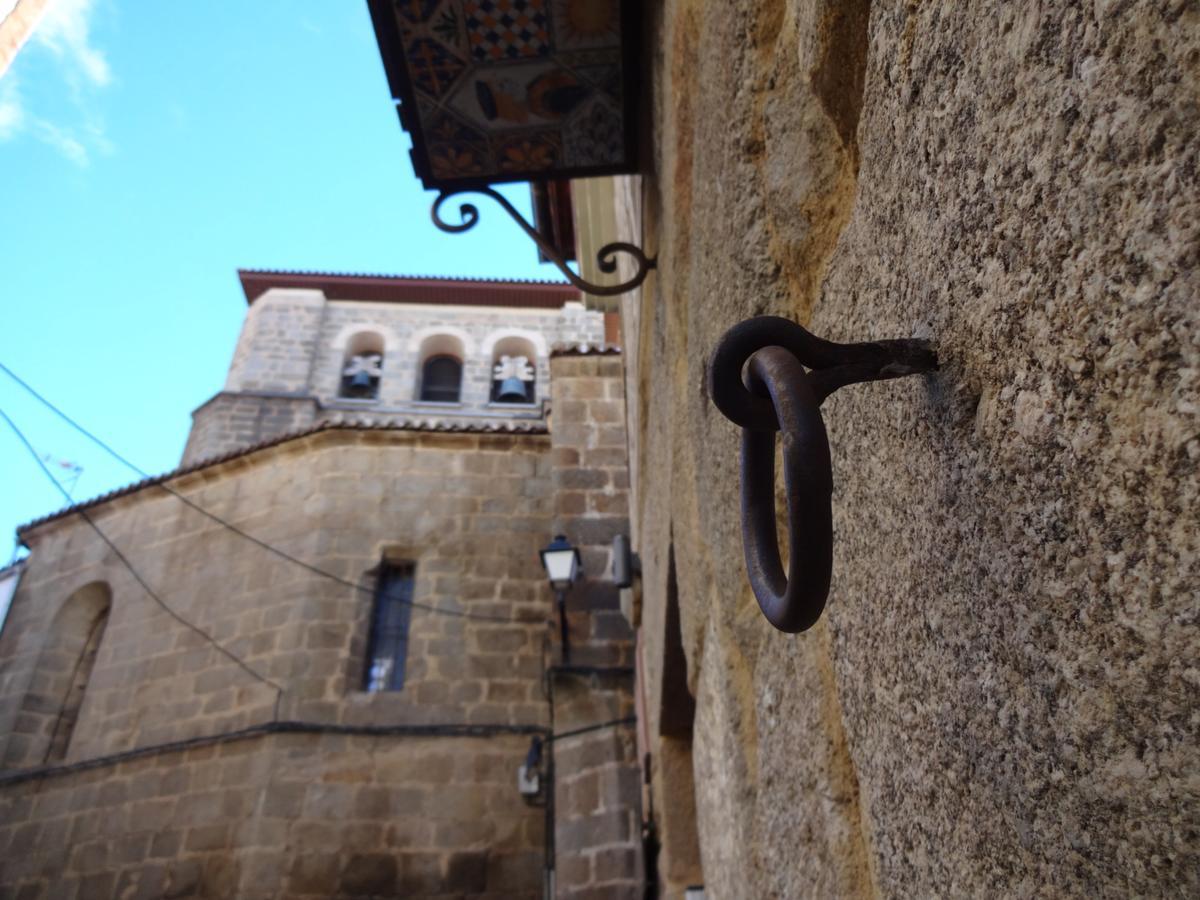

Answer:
[619,1,1198,897]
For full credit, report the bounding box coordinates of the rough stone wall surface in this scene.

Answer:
[549,353,636,669]
[182,393,318,465]
[552,673,640,900]
[628,0,1198,897]
[0,427,560,897]
[547,352,642,898]
[0,731,543,899]
[0,429,554,767]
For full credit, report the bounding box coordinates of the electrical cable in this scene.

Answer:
[546,715,636,743]
[0,361,537,625]
[0,716,637,788]
[0,405,285,714]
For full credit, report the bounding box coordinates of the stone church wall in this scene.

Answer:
[624,0,1197,897]
[0,428,558,897]
[0,730,542,898]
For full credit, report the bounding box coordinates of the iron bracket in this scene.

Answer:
[432,187,656,297]
[708,316,938,633]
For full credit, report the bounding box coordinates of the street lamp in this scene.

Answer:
[540,535,581,662]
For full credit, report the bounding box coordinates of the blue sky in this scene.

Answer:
[0,1,555,561]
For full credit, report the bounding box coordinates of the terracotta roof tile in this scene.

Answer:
[238,269,580,308]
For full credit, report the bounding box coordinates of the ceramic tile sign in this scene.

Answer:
[369,0,640,189]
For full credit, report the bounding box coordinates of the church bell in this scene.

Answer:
[496,376,529,403]
[348,371,374,392]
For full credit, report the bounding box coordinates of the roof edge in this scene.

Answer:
[237,270,581,308]
[17,420,549,538]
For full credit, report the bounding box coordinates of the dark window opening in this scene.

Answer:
[419,355,462,403]
[363,563,415,692]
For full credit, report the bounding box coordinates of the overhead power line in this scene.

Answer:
[0,406,284,713]
[0,361,538,625]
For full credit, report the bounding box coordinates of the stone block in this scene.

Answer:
[593,847,638,883]
[184,823,230,852]
[287,852,340,896]
[395,854,443,895]
[149,829,182,859]
[558,468,610,491]
[559,810,631,851]
[444,852,489,894]
[76,872,115,900]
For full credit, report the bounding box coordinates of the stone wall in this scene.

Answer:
[547,350,642,899]
[0,730,543,899]
[182,392,318,465]
[0,427,558,897]
[2,429,555,765]
[620,0,1198,897]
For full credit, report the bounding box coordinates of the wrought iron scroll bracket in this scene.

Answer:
[707,316,938,633]
[432,188,657,297]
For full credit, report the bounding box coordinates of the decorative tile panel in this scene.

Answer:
[369,0,638,189]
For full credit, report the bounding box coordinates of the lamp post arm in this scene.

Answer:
[556,588,570,665]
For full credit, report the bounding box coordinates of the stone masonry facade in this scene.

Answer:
[546,352,641,900]
[0,283,642,898]
[0,429,555,898]
[599,1,1198,897]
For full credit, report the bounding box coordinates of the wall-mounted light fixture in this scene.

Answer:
[611,534,641,589]
[540,534,581,662]
[708,316,938,633]
[517,735,544,804]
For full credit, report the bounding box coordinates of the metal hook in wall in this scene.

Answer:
[707,316,938,633]
[431,187,656,297]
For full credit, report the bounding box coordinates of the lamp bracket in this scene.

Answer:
[432,187,656,298]
[707,316,938,633]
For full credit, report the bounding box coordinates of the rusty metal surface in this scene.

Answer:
[708,317,937,633]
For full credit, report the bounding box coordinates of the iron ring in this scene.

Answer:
[739,346,833,632]
[709,316,835,430]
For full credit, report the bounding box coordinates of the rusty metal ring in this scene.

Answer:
[740,347,833,632]
[709,316,835,430]
[709,316,939,430]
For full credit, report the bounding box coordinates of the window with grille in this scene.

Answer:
[419,355,462,402]
[362,563,415,692]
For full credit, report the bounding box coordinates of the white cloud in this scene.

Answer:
[0,79,24,140]
[33,0,111,88]
[0,0,114,165]
[33,116,87,164]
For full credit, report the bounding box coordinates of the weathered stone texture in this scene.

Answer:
[183,392,318,465]
[0,429,556,897]
[0,732,543,899]
[1,430,555,768]
[548,353,642,898]
[628,0,1198,897]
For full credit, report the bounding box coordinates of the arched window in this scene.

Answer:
[338,332,385,400]
[490,336,538,404]
[416,334,465,403]
[420,355,463,402]
[20,582,111,765]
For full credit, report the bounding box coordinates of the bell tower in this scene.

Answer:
[180,270,609,466]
